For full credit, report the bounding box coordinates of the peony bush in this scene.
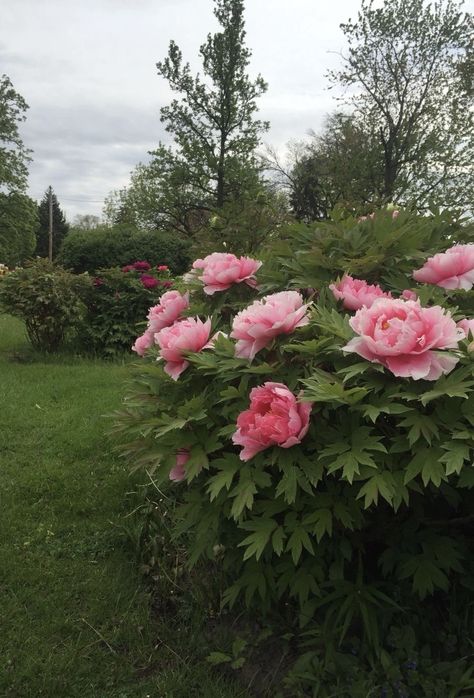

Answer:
[115,211,474,662]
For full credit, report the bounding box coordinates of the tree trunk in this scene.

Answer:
[216,133,226,208]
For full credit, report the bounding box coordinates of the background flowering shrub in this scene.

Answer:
[0,258,89,351]
[79,262,175,357]
[115,210,474,672]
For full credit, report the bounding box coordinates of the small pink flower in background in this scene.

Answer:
[140,274,160,290]
[343,297,464,381]
[329,275,391,311]
[233,382,312,461]
[192,252,262,295]
[169,450,189,482]
[392,209,400,219]
[132,330,155,356]
[92,277,104,287]
[155,317,213,380]
[401,289,418,301]
[147,290,189,333]
[413,244,474,290]
[157,265,169,272]
[161,280,173,289]
[457,318,474,337]
[133,260,151,271]
[122,264,134,273]
[231,291,310,360]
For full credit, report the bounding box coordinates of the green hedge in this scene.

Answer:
[58,225,191,274]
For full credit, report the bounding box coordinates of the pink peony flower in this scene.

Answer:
[155,317,213,380]
[122,264,134,273]
[329,275,391,311]
[147,290,189,333]
[231,291,310,360]
[413,244,474,290]
[457,318,474,338]
[132,330,155,356]
[192,252,262,295]
[162,280,173,288]
[133,260,151,271]
[401,289,418,301]
[140,274,160,290]
[343,298,464,381]
[232,382,312,461]
[157,265,169,272]
[169,450,189,482]
[93,277,104,287]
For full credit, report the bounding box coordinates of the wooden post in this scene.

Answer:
[48,186,53,262]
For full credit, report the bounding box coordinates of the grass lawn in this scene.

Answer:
[0,315,247,698]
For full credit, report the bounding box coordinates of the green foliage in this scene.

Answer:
[35,187,69,258]
[105,0,269,236]
[57,223,191,274]
[115,208,474,673]
[0,74,31,194]
[0,315,247,698]
[79,265,175,357]
[190,187,290,257]
[0,191,37,266]
[0,259,88,351]
[328,0,474,211]
[268,113,384,222]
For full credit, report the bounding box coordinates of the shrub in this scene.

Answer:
[0,259,88,352]
[114,211,474,669]
[79,262,176,357]
[58,224,191,274]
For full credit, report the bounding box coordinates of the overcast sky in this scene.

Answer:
[4,0,466,222]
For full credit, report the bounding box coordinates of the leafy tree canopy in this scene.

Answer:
[328,0,474,211]
[105,0,269,236]
[0,74,31,195]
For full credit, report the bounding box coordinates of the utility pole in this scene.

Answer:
[48,185,53,262]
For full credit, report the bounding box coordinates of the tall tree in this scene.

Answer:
[0,74,31,195]
[264,113,384,221]
[35,189,69,259]
[152,0,268,230]
[0,75,36,265]
[328,0,474,211]
[0,193,37,267]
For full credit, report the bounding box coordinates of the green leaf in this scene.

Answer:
[206,652,232,665]
[206,458,240,501]
[229,467,259,519]
[286,527,314,565]
[303,508,333,542]
[271,526,286,556]
[404,447,443,485]
[439,442,471,476]
[301,376,368,406]
[153,417,187,439]
[357,471,395,508]
[399,412,439,446]
[421,459,446,487]
[420,369,474,405]
[275,465,298,504]
[238,518,277,561]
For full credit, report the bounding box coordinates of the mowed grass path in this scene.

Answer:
[0,316,245,698]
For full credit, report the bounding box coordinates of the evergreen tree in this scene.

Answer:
[35,189,69,259]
